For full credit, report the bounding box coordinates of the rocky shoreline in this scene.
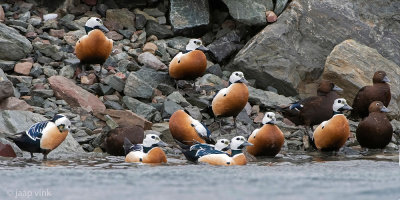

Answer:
[0,0,399,159]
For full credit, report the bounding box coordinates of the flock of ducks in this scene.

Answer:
[3,17,395,166]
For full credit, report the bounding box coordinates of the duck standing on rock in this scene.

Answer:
[177,139,230,162]
[124,134,167,164]
[247,112,284,157]
[312,98,352,151]
[7,114,71,159]
[356,101,393,149]
[211,71,249,131]
[75,17,113,79]
[198,136,252,166]
[169,110,214,146]
[351,71,391,119]
[169,39,208,89]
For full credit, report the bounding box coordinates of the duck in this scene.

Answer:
[356,101,393,149]
[247,112,284,157]
[169,110,214,146]
[351,71,391,119]
[124,134,167,164]
[211,71,249,129]
[103,125,144,156]
[177,139,230,162]
[7,114,71,159]
[312,98,352,151]
[169,39,208,88]
[198,136,253,166]
[75,17,113,78]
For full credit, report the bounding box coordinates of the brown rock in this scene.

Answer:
[25,32,38,39]
[266,11,277,23]
[106,31,124,41]
[0,97,32,111]
[94,109,152,130]
[0,6,4,22]
[104,125,144,156]
[80,73,97,85]
[0,81,14,101]
[0,142,16,158]
[143,42,158,54]
[48,76,106,113]
[14,62,33,76]
[83,0,97,6]
[49,29,65,38]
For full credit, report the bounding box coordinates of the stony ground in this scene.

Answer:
[0,0,399,159]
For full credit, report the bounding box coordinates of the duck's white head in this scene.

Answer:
[332,98,352,113]
[186,39,208,52]
[52,114,71,132]
[85,17,109,33]
[214,139,230,151]
[143,134,167,148]
[230,136,253,150]
[262,112,276,125]
[229,71,248,84]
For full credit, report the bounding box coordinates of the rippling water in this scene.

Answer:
[0,151,399,200]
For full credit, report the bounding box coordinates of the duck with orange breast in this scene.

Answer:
[212,71,249,129]
[169,110,214,146]
[356,101,393,149]
[312,98,352,151]
[75,17,113,78]
[198,136,253,166]
[247,112,284,157]
[169,39,208,88]
[124,134,167,164]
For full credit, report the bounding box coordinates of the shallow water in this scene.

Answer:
[0,151,399,200]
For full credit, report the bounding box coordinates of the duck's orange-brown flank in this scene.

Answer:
[143,147,167,163]
[169,110,205,146]
[169,50,207,80]
[40,125,68,150]
[313,115,350,151]
[75,29,113,65]
[212,83,249,117]
[247,124,284,157]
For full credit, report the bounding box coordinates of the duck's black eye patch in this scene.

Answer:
[236,138,240,140]
[338,100,341,103]
[151,135,156,139]
[235,73,239,76]
[96,18,101,21]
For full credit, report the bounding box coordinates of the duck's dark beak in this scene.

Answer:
[221,144,230,151]
[196,45,209,52]
[380,106,390,113]
[239,77,248,84]
[332,85,343,92]
[341,104,352,111]
[156,141,168,147]
[240,141,253,148]
[382,76,390,83]
[97,25,109,32]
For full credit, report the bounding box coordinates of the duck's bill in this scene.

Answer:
[157,141,168,147]
[332,85,343,92]
[221,145,230,151]
[241,141,253,147]
[97,25,109,32]
[239,77,248,84]
[196,45,209,52]
[381,106,390,113]
[342,104,353,110]
[383,76,390,83]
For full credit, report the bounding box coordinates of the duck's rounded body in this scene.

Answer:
[125,147,167,164]
[313,114,350,151]
[247,124,284,157]
[169,50,207,80]
[75,29,113,65]
[169,110,210,146]
[356,101,393,149]
[212,83,249,117]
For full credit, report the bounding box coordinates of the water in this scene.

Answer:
[0,152,399,200]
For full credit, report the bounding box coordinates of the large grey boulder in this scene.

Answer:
[0,23,32,61]
[169,0,210,36]
[322,39,400,119]
[221,0,273,26]
[124,72,154,99]
[230,0,400,96]
[0,110,47,134]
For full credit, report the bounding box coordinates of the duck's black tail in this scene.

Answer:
[174,139,199,162]
[123,138,142,155]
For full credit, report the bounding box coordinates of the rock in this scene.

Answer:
[106,8,135,30]
[29,64,43,78]
[157,83,175,96]
[124,72,154,99]
[134,8,158,22]
[195,74,224,87]
[0,60,15,72]
[43,66,58,77]
[31,89,54,99]
[104,125,144,156]
[104,74,125,92]
[167,91,190,107]
[274,0,289,15]
[205,64,223,77]
[207,30,242,63]
[0,5,4,22]
[0,80,14,101]
[185,106,202,121]
[138,52,167,71]
[231,0,400,96]
[0,23,33,61]
[49,29,65,38]
[33,40,63,61]
[94,109,152,130]
[169,0,210,36]
[143,8,165,17]
[248,86,294,109]
[59,65,75,79]
[162,100,183,118]
[145,20,173,39]
[50,133,85,155]
[135,14,147,30]
[0,97,32,111]
[14,62,32,76]
[122,96,161,122]
[0,141,17,158]
[143,42,158,54]
[83,0,97,6]
[322,39,400,119]
[221,0,273,26]
[105,31,124,41]
[48,76,106,113]
[266,11,277,23]
[0,110,47,134]
[134,67,173,88]
[166,36,190,51]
